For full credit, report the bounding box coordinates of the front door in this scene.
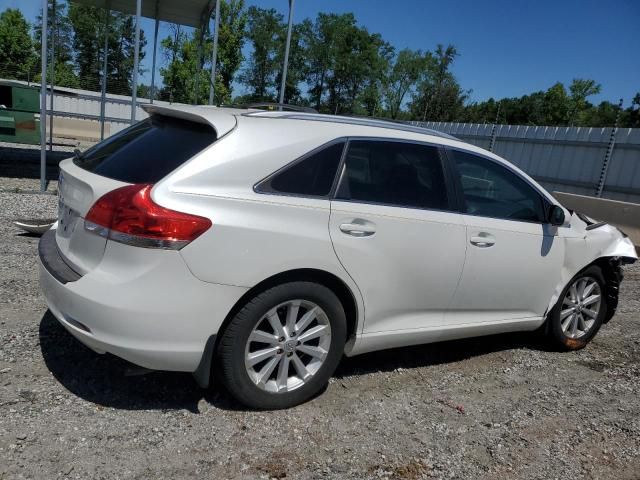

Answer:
[445,148,564,324]
[329,139,466,333]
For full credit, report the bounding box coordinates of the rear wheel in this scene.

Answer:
[218,282,346,409]
[546,266,607,350]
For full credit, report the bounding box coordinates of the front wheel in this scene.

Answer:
[546,266,607,350]
[217,281,346,409]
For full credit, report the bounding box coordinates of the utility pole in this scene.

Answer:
[209,0,221,105]
[278,0,295,108]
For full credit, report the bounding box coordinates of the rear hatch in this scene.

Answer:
[56,108,225,275]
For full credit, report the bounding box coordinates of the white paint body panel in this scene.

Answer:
[446,216,564,323]
[329,201,466,332]
[39,105,638,372]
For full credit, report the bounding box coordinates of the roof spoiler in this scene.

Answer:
[141,104,237,138]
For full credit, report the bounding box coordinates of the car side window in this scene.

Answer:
[335,140,451,211]
[257,141,345,197]
[449,149,546,223]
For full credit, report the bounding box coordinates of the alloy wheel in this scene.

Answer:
[560,277,601,339]
[244,299,332,393]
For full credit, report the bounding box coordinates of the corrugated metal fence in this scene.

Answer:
[413,121,640,204]
[7,79,639,204]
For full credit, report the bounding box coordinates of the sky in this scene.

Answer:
[4,0,640,106]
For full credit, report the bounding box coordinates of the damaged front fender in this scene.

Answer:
[545,213,637,319]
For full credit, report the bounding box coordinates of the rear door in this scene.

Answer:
[444,148,564,324]
[56,115,217,274]
[329,139,466,333]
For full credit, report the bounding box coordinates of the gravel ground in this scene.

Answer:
[0,189,639,480]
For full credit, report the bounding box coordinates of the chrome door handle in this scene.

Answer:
[339,222,376,237]
[470,234,495,247]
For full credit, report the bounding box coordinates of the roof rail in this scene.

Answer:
[245,111,459,140]
[245,102,318,113]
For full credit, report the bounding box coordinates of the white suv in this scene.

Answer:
[39,105,637,409]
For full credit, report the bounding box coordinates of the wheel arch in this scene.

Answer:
[223,268,360,341]
[545,255,629,329]
[192,268,362,388]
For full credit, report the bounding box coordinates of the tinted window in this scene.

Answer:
[450,149,546,222]
[335,140,450,210]
[259,141,345,197]
[74,115,216,183]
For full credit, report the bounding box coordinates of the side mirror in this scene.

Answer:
[548,205,565,226]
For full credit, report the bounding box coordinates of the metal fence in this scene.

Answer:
[3,79,639,204]
[413,121,640,204]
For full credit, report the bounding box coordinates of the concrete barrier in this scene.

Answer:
[554,191,640,247]
[51,116,109,142]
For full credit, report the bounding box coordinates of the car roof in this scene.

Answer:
[152,104,559,207]
[240,110,460,141]
[144,103,462,145]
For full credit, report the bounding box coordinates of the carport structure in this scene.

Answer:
[38,0,296,192]
[38,0,220,191]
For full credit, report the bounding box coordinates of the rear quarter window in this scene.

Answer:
[74,115,217,183]
[256,141,345,197]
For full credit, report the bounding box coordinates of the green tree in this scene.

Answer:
[542,82,570,125]
[409,44,467,122]
[33,0,78,87]
[274,19,311,104]
[567,78,601,125]
[69,4,146,95]
[383,49,425,119]
[239,7,284,101]
[626,93,640,128]
[323,19,392,114]
[108,13,147,95]
[160,25,223,104]
[68,4,103,90]
[0,9,36,80]
[212,0,247,102]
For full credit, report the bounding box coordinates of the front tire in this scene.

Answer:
[218,281,346,409]
[546,266,607,351]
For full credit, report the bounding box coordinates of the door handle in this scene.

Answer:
[339,222,376,237]
[470,233,495,247]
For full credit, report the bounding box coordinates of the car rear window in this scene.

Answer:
[73,115,217,183]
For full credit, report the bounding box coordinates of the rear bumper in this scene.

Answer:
[38,229,248,372]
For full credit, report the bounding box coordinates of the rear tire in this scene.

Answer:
[217,281,346,409]
[546,266,607,351]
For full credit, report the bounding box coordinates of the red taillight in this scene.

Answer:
[84,184,212,249]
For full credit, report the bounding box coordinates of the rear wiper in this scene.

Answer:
[73,148,83,160]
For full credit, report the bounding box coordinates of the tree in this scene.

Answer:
[212,0,247,103]
[239,7,284,101]
[408,44,468,122]
[33,0,78,87]
[0,9,36,80]
[69,4,146,95]
[383,49,425,119]
[567,78,601,125]
[108,13,147,95]
[542,82,570,125]
[159,25,221,104]
[626,93,640,128]
[274,19,311,104]
[310,13,393,114]
[68,4,103,90]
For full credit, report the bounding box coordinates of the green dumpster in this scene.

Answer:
[0,80,41,145]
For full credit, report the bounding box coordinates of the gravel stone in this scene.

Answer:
[0,187,639,479]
